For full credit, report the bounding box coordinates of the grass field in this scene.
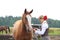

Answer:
[0,27,60,35]
[49,28,60,35]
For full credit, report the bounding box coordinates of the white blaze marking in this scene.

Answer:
[26,15,32,30]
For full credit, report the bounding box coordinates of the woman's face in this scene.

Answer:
[39,18,44,23]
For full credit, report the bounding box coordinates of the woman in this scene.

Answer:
[33,15,50,40]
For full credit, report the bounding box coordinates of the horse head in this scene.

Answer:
[22,9,33,32]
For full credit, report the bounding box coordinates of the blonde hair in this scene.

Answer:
[39,15,44,19]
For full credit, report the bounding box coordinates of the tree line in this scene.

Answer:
[0,16,60,28]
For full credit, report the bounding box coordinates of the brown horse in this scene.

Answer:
[13,9,33,40]
[0,26,10,34]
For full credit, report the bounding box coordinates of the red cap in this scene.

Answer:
[43,16,47,20]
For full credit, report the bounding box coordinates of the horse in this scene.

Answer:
[0,26,10,34]
[13,9,33,40]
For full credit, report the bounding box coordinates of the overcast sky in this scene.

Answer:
[0,0,60,20]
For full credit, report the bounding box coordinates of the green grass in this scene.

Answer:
[0,27,60,35]
[0,31,6,35]
[49,28,60,35]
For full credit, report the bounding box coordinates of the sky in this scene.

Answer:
[0,0,60,20]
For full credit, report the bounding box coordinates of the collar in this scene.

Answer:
[42,21,47,24]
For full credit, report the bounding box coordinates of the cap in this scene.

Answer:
[43,16,47,20]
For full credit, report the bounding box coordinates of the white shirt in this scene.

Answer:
[35,21,48,35]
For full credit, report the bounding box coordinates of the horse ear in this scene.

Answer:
[24,9,27,13]
[30,9,33,14]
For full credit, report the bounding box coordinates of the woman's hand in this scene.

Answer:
[34,28,38,30]
[33,28,35,32]
[33,28,38,32]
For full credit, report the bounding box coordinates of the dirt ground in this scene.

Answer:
[33,34,60,40]
[50,35,60,40]
[0,35,60,40]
